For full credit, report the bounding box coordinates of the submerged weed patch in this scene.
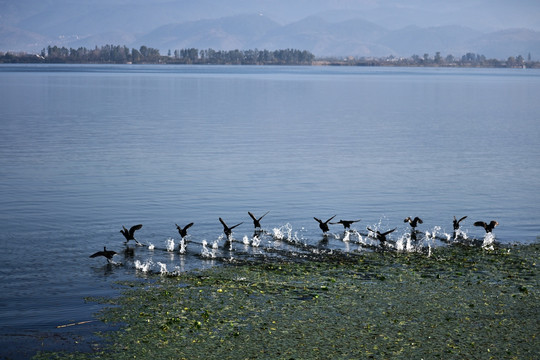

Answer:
[35,244,539,359]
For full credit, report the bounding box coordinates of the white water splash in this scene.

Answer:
[365,228,378,246]
[353,230,367,246]
[395,235,404,251]
[157,262,168,274]
[134,259,152,273]
[346,230,364,244]
[252,234,261,247]
[396,233,414,252]
[425,226,440,240]
[201,240,210,257]
[201,240,216,258]
[166,238,175,252]
[272,223,303,244]
[453,229,468,241]
[168,266,183,276]
[178,238,186,254]
[426,226,440,257]
[242,235,250,245]
[147,243,155,250]
[482,233,495,250]
[273,223,293,241]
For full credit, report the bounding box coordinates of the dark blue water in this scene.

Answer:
[1,64,539,357]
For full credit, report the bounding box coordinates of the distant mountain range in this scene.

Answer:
[1,2,539,59]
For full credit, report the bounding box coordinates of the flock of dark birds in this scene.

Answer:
[90,211,499,263]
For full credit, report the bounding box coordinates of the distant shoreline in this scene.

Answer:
[313,60,537,69]
[2,45,539,69]
[1,59,538,69]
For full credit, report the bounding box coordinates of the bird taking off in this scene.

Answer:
[175,222,194,238]
[404,217,423,228]
[314,215,336,233]
[367,227,396,244]
[90,247,117,264]
[453,216,467,230]
[219,218,243,239]
[474,220,498,233]
[120,224,143,245]
[248,211,269,229]
[330,219,361,229]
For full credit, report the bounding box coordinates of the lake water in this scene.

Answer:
[1,64,539,357]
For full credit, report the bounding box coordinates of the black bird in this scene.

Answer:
[367,227,396,245]
[453,216,468,231]
[175,222,194,238]
[219,218,243,239]
[314,215,336,233]
[474,220,499,233]
[452,215,468,240]
[248,211,269,229]
[120,224,143,245]
[90,247,117,263]
[330,219,361,229]
[404,217,423,228]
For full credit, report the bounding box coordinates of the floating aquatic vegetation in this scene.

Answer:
[36,243,540,360]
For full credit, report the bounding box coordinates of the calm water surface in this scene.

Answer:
[1,64,539,356]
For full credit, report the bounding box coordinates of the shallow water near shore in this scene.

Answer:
[1,64,539,358]
[36,243,540,359]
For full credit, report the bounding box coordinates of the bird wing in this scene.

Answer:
[382,228,396,236]
[259,211,270,220]
[219,217,228,228]
[314,217,322,224]
[366,227,375,233]
[184,222,194,230]
[129,224,143,237]
[458,216,467,224]
[90,251,104,258]
[248,212,257,221]
[415,217,423,224]
[473,221,487,228]
[230,222,243,230]
[120,226,129,239]
[325,215,337,223]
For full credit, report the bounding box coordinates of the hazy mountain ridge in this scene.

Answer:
[1,2,539,59]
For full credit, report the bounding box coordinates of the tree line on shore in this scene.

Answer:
[0,44,538,68]
[321,51,538,68]
[0,45,314,65]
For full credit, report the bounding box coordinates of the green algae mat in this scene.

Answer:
[36,244,539,359]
